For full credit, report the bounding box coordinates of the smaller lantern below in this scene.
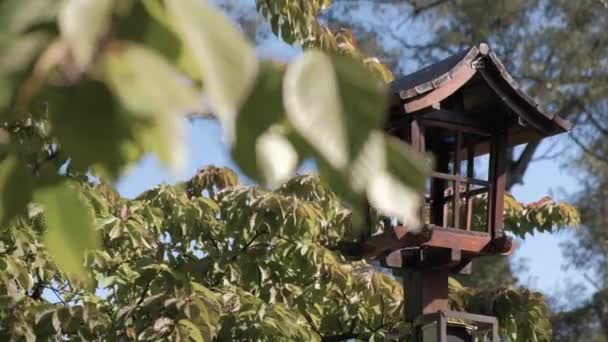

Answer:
[416,311,498,342]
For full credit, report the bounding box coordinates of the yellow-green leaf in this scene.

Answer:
[102,43,201,171]
[165,0,258,140]
[177,319,205,342]
[35,181,99,279]
[0,155,33,226]
[232,62,295,186]
[59,0,114,67]
[284,51,347,170]
[47,80,141,180]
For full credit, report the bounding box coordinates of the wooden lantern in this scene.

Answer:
[359,43,571,264]
[356,43,571,341]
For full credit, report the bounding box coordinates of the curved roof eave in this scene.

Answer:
[390,43,571,134]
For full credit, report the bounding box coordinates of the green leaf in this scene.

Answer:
[283,52,387,170]
[0,155,33,226]
[0,0,60,33]
[35,181,99,279]
[331,54,387,157]
[177,319,205,342]
[47,80,141,180]
[256,130,298,188]
[232,62,296,186]
[59,0,114,67]
[383,135,431,192]
[284,51,347,170]
[283,50,428,227]
[166,0,258,139]
[102,43,201,170]
[141,0,201,80]
[0,32,51,74]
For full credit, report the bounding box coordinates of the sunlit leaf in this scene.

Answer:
[0,0,59,33]
[177,319,205,342]
[256,130,298,188]
[102,42,201,171]
[384,135,431,194]
[166,0,258,140]
[284,51,347,170]
[232,62,295,185]
[59,0,114,67]
[140,0,201,80]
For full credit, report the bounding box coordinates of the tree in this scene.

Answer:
[0,0,580,340]
[0,165,575,341]
[556,153,608,340]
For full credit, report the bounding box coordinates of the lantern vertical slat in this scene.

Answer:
[465,143,475,230]
[431,154,449,226]
[453,132,462,228]
[489,131,508,239]
[486,135,496,235]
[411,119,428,220]
[410,119,421,152]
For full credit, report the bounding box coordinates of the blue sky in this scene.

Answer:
[116,0,590,306]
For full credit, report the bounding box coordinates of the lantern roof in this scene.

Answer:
[390,43,571,147]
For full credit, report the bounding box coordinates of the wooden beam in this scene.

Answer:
[431,172,489,186]
[419,118,492,137]
[423,226,491,252]
[442,186,488,203]
[382,246,468,270]
[410,118,421,152]
[417,109,492,136]
[352,225,514,260]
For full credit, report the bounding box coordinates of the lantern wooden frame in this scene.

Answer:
[347,43,571,341]
[357,44,570,269]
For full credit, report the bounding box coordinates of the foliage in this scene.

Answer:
[256,0,394,81]
[0,169,400,341]
[503,195,579,238]
[0,0,430,282]
[450,279,552,342]
[0,167,572,341]
[444,192,579,238]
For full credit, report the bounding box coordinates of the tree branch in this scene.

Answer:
[570,134,608,167]
[585,112,608,137]
[409,0,454,15]
[507,141,540,189]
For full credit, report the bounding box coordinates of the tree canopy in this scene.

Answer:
[0,166,574,341]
